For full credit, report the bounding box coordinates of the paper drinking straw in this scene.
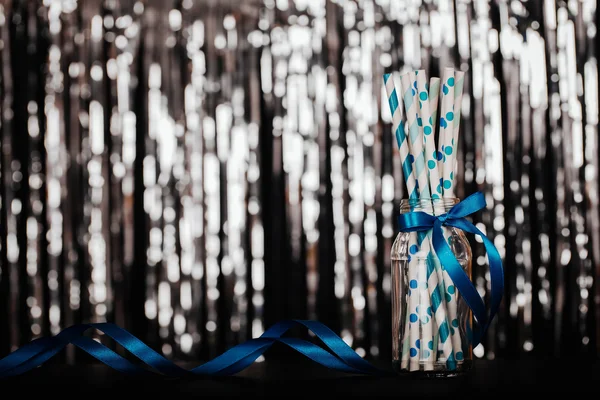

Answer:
[417,255,434,370]
[416,70,448,370]
[415,70,442,199]
[407,71,457,370]
[435,201,464,364]
[429,78,441,123]
[430,68,461,369]
[401,298,412,370]
[424,232,457,369]
[401,72,430,199]
[399,232,424,371]
[383,74,419,369]
[445,70,465,198]
[387,73,426,370]
[416,70,462,367]
[400,72,454,370]
[439,70,466,362]
[428,77,443,173]
[398,72,431,371]
[432,327,439,359]
[439,68,456,197]
[384,74,416,198]
[407,251,422,371]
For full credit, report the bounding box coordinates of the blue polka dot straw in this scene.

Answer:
[439,70,466,360]
[416,70,441,200]
[406,244,422,371]
[439,68,455,197]
[445,70,465,198]
[417,255,434,369]
[429,77,444,174]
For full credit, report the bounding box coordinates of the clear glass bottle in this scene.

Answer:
[391,198,473,377]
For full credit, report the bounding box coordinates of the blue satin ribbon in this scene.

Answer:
[0,191,501,378]
[0,320,390,379]
[397,191,504,346]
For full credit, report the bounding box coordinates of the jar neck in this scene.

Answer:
[399,197,459,215]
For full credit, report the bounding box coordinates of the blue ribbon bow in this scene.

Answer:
[397,191,504,346]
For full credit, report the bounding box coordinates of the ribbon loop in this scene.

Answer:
[397,191,504,346]
[445,191,486,219]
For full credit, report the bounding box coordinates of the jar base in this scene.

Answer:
[391,360,472,378]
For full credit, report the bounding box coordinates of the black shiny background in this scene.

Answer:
[0,0,598,363]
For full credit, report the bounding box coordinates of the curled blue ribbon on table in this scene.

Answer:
[0,319,389,379]
[397,191,504,346]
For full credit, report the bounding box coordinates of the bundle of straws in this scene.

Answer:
[384,67,466,371]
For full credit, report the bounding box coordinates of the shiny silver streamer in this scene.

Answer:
[0,0,598,361]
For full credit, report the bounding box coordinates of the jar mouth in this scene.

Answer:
[399,197,459,214]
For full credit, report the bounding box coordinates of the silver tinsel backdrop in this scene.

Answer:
[0,0,598,362]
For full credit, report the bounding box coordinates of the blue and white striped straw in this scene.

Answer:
[384,74,416,369]
[384,74,416,197]
[384,73,426,370]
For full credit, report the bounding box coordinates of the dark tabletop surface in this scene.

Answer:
[2,355,597,397]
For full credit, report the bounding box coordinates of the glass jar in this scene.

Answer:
[391,198,473,377]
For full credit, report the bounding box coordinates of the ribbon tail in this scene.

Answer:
[0,324,92,376]
[0,339,70,378]
[448,219,505,334]
[431,220,488,345]
[0,337,54,374]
